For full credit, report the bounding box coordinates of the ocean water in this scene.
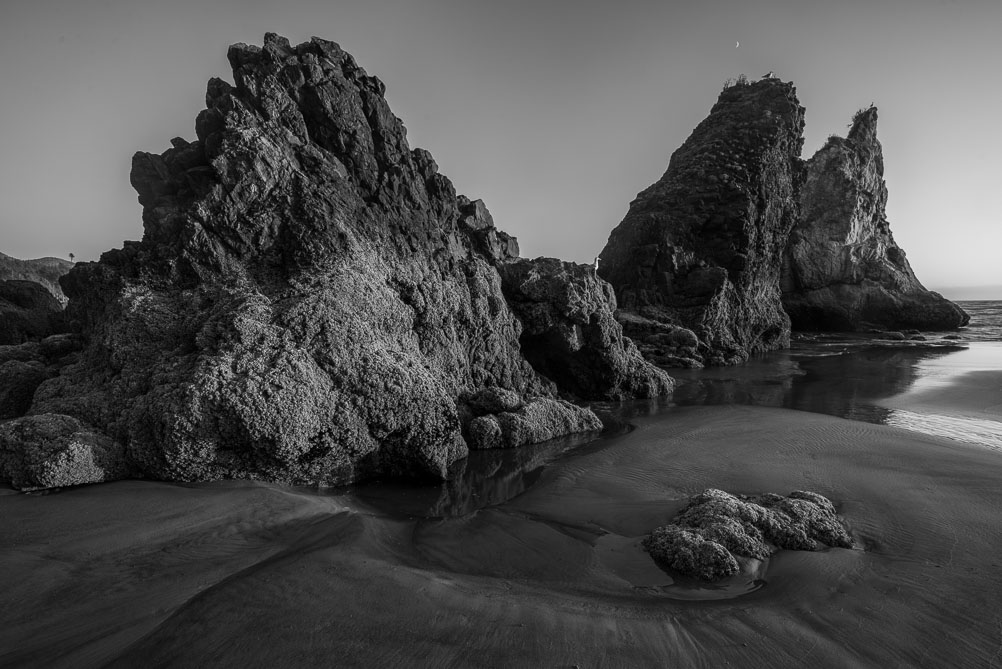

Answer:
[669,300,1002,449]
[954,299,1002,341]
[348,302,1002,522]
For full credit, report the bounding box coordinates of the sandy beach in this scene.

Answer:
[3,393,1002,667]
[878,342,1002,449]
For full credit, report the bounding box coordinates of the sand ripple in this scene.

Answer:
[4,405,1002,667]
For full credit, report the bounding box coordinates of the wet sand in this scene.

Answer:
[3,402,1002,667]
[878,343,1002,449]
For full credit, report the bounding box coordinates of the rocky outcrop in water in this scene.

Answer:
[599,78,805,365]
[2,34,668,490]
[644,488,853,581]
[781,108,969,331]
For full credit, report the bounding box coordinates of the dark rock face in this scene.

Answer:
[499,258,674,399]
[0,336,84,420]
[0,252,74,305]
[0,360,48,420]
[614,311,703,369]
[0,413,128,490]
[782,108,968,331]
[467,396,603,450]
[10,34,668,490]
[0,280,66,344]
[643,488,853,581]
[600,79,805,365]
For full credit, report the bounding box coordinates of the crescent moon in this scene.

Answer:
[736,41,740,48]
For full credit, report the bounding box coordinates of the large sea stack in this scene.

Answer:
[781,107,969,330]
[0,34,671,490]
[599,78,805,365]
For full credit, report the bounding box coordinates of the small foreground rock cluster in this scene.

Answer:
[643,488,853,581]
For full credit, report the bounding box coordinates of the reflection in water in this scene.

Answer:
[347,341,997,521]
[348,398,681,519]
[349,427,613,518]
[670,345,965,426]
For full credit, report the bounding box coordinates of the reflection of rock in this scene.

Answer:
[600,79,804,365]
[785,345,958,420]
[353,428,600,518]
[782,108,968,331]
[644,488,852,581]
[0,414,129,490]
[672,374,792,409]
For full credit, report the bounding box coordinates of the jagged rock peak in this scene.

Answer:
[125,32,461,278]
[3,33,671,491]
[781,106,968,331]
[599,77,805,365]
[846,105,879,144]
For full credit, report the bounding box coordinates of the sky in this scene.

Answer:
[1,0,999,299]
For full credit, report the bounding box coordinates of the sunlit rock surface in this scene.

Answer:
[600,78,805,365]
[0,413,128,490]
[644,488,853,581]
[4,33,668,490]
[781,107,968,331]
